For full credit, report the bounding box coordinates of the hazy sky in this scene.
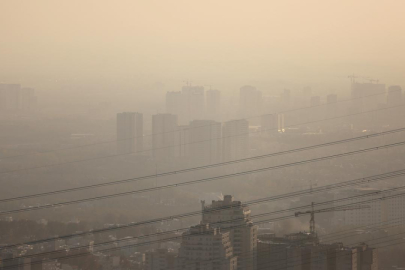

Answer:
[1,0,405,90]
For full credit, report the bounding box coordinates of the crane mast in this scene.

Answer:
[295,202,370,235]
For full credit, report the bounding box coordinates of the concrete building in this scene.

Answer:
[166,91,184,117]
[152,114,178,160]
[350,82,386,113]
[239,86,262,120]
[178,223,237,270]
[206,90,221,121]
[222,119,249,162]
[166,86,205,124]
[202,195,257,270]
[189,120,221,165]
[144,249,177,270]
[182,86,205,123]
[174,125,190,158]
[116,112,143,155]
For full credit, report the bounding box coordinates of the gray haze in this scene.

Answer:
[1,1,405,270]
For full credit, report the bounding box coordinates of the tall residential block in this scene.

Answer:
[189,120,222,165]
[222,119,249,162]
[206,89,221,121]
[178,223,237,270]
[239,86,262,119]
[152,114,178,160]
[144,249,177,270]
[202,195,257,270]
[116,112,143,155]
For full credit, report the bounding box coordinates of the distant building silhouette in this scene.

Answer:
[144,248,177,270]
[222,119,249,162]
[206,89,221,121]
[165,86,205,124]
[182,85,205,123]
[0,84,37,111]
[239,86,262,119]
[166,91,183,120]
[189,120,222,165]
[116,112,143,155]
[350,82,385,112]
[152,114,178,160]
[202,195,257,270]
[178,223,237,270]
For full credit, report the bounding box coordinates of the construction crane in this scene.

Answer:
[295,202,370,235]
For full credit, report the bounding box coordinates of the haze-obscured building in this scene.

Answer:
[202,195,257,270]
[116,112,143,155]
[152,114,178,160]
[189,120,221,165]
[178,223,237,270]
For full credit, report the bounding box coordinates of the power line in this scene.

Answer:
[2,126,404,204]
[2,168,404,251]
[1,90,396,161]
[2,140,404,216]
[4,187,405,263]
[1,102,404,176]
[4,193,405,269]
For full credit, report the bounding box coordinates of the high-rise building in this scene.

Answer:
[239,86,262,119]
[189,120,221,165]
[202,195,257,270]
[206,90,221,121]
[174,125,190,158]
[222,119,249,162]
[350,82,386,112]
[116,112,143,155]
[178,223,237,270]
[182,86,205,122]
[144,249,177,270]
[166,86,205,124]
[166,91,184,118]
[152,114,178,160]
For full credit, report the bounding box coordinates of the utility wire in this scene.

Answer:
[2,140,405,216]
[4,201,405,270]
[1,102,404,176]
[2,126,404,203]
[2,168,404,251]
[4,187,405,263]
[1,90,397,161]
